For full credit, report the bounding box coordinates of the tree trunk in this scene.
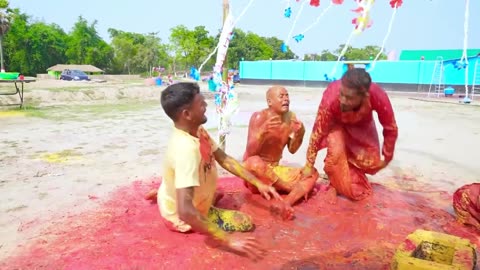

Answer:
[0,35,4,72]
[219,0,229,151]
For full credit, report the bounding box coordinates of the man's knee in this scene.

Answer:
[243,155,266,173]
[325,129,346,165]
[299,174,317,193]
[327,128,344,143]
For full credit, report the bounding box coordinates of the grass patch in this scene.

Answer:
[1,101,159,121]
[32,86,99,92]
[0,105,47,118]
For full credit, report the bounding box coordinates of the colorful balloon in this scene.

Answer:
[310,0,320,7]
[351,0,375,34]
[390,0,403,8]
[284,7,292,18]
[293,34,305,42]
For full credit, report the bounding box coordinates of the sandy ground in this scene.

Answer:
[1,80,480,261]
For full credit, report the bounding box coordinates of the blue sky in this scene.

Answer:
[9,0,480,56]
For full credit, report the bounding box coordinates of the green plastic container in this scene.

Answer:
[0,72,20,80]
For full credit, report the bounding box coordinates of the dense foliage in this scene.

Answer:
[1,6,386,75]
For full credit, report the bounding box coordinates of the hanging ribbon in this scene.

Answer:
[208,11,236,138]
[327,31,354,80]
[293,1,337,43]
[352,0,375,34]
[460,0,470,101]
[282,0,307,52]
[368,1,401,72]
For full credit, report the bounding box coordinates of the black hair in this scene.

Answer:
[341,68,372,94]
[160,82,200,121]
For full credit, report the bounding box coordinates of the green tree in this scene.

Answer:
[0,0,12,71]
[108,29,143,74]
[363,45,387,60]
[262,36,296,60]
[25,22,68,73]
[135,33,169,75]
[333,44,387,61]
[3,9,28,73]
[226,29,297,69]
[169,25,215,71]
[112,37,137,74]
[319,50,337,61]
[66,16,113,70]
[109,29,169,74]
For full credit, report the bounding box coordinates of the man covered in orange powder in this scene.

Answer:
[453,183,480,231]
[301,68,398,203]
[242,86,319,220]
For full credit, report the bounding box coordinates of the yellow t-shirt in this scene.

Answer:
[158,126,219,232]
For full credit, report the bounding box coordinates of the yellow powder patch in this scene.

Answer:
[0,111,26,118]
[39,150,83,163]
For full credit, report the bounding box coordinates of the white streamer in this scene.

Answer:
[285,0,307,46]
[368,3,398,72]
[329,31,355,79]
[300,2,333,35]
[198,0,256,73]
[198,46,219,73]
[461,0,470,99]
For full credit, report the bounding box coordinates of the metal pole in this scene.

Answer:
[219,0,229,151]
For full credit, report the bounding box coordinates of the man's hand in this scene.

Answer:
[270,200,294,220]
[256,183,282,201]
[261,115,282,135]
[365,159,388,175]
[290,118,303,134]
[288,118,303,139]
[224,233,267,261]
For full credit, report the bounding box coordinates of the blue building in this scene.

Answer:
[238,49,480,93]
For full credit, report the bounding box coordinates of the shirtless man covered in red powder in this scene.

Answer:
[242,86,319,220]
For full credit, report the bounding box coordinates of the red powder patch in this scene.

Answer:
[2,177,479,269]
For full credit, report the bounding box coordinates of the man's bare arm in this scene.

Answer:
[216,148,264,188]
[214,148,281,200]
[177,187,227,241]
[287,115,305,154]
[244,112,266,158]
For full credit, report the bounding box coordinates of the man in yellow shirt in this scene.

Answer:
[155,82,282,260]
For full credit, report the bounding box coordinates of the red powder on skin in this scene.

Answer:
[2,177,479,269]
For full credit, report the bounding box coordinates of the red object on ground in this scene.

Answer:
[453,183,480,231]
[2,177,479,269]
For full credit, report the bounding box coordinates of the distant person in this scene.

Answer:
[147,82,282,260]
[300,68,398,203]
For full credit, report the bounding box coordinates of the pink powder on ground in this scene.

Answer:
[2,177,478,269]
